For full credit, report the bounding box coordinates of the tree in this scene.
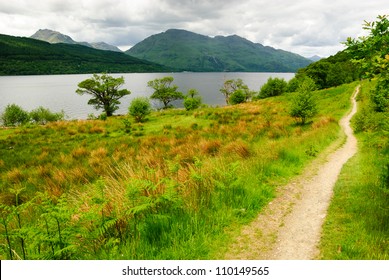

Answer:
[258,77,288,99]
[183,89,202,111]
[345,15,389,112]
[76,73,130,117]
[128,97,152,123]
[1,104,30,126]
[229,89,246,105]
[220,78,251,104]
[147,76,184,109]
[290,77,317,125]
[30,106,64,124]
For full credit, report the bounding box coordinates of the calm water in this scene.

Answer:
[0,72,294,119]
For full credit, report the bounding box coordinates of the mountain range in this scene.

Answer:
[126,29,312,72]
[30,29,122,52]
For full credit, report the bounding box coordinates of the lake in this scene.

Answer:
[0,72,294,119]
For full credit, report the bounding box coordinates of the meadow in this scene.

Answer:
[0,82,357,259]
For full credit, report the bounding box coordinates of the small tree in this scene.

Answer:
[290,78,317,125]
[258,77,288,99]
[220,79,251,104]
[76,73,130,117]
[30,107,65,124]
[229,89,246,105]
[183,89,202,111]
[129,97,152,122]
[1,104,30,126]
[147,76,184,109]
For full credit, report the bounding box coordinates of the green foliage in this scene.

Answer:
[290,78,318,124]
[0,34,170,76]
[345,15,389,112]
[220,79,251,104]
[183,89,202,111]
[257,77,288,99]
[0,104,30,126]
[29,107,64,125]
[127,29,311,72]
[147,76,184,109]
[76,73,130,117]
[129,97,152,122]
[229,89,246,105]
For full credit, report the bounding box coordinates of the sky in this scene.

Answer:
[0,0,388,58]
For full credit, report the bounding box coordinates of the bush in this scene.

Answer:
[257,77,288,99]
[30,106,64,124]
[129,97,152,122]
[1,104,30,126]
[229,89,246,105]
[184,88,202,111]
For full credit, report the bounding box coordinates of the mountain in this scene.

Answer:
[0,34,170,75]
[126,29,312,72]
[307,55,322,62]
[31,29,122,52]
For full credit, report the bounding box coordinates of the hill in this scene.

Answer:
[31,29,122,52]
[126,29,312,72]
[0,34,170,75]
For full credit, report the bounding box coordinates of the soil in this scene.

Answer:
[225,85,359,260]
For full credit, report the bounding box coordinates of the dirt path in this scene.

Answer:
[225,85,360,260]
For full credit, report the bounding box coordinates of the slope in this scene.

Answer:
[0,34,170,75]
[126,29,312,72]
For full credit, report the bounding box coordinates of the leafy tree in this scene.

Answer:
[183,89,202,111]
[220,79,251,104]
[147,76,184,109]
[76,73,130,116]
[257,77,288,99]
[1,104,30,126]
[129,97,152,122]
[345,15,389,112]
[290,77,317,124]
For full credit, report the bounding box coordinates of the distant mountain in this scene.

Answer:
[0,34,170,75]
[31,29,122,52]
[126,29,312,72]
[307,55,322,62]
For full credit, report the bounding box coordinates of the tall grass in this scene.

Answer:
[0,82,357,259]
[320,80,389,259]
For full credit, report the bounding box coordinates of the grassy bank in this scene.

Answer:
[0,82,356,259]
[320,81,389,259]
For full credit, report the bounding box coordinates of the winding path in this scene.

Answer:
[225,85,359,260]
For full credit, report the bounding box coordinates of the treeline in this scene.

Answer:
[0,34,170,75]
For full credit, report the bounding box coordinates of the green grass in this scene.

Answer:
[0,82,357,259]
[320,80,389,259]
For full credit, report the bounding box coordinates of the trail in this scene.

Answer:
[225,85,359,260]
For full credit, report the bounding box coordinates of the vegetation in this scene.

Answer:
[220,79,252,105]
[290,77,318,124]
[320,80,389,259]
[345,15,389,112]
[0,104,64,126]
[257,77,288,99]
[128,97,152,122]
[147,76,185,109]
[76,74,131,117]
[126,29,312,72]
[0,82,356,260]
[183,89,202,111]
[0,34,170,76]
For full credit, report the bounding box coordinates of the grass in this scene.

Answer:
[319,80,389,259]
[0,82,357,259]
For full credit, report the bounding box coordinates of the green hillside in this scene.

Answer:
[0,34,170,75]
[126,29,312,72]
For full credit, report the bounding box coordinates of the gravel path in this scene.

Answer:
[225,85,359,260]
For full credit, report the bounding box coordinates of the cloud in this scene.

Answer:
[0,0,388,57]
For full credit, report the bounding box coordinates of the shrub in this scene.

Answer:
[129,97,152,122]
[257,77,288,99]
[290,77,317,124]
[30,106,64,124]
[184,88,202,111]
[229,89,246,105]
[1,104,30,126]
